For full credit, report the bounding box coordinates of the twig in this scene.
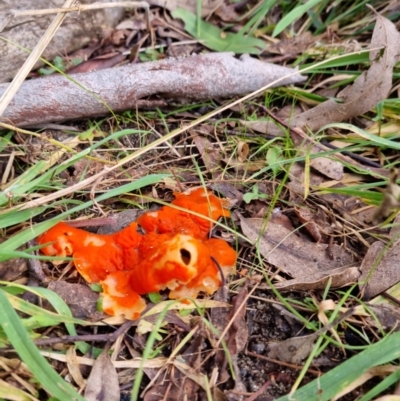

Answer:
[33,320,135,347]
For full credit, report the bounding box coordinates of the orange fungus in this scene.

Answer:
[36,188,236,320]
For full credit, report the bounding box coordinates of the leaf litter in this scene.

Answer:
[2,3,400,401]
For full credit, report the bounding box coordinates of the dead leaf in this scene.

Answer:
[84,350,120,401]
[372,168,400,224]
[193,135,221,172]
[267,31,322,55]
[365,304,400,331]
[240,15,400,138]
[96,210,142,234]
[209,182,243,204]
[238,215,354,278]
[67,40,102,63]
[237,141,249,162]
[269,308,354,364]
[66,346,86,389]
[227,285,249,354]
[47,281,101,320]
[67,53,125,74]
[223,157,266,173]
[214,2,240,22]
[144,333,203,401]
[294,206,330,243]
[268,332,319,364]
[274,266,360,291]
[0,254,27,281]
[359,238,400,299]
[287,162,326,198]
[288,15,400,131]
[291,128,344,180]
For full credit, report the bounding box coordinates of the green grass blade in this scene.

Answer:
[275,331,400,401]
[358,368,400,401]
[320,123,400,150]
[34,287,90,354]
[0,289,86,401]
[0,208,46,229]
[0,161,48,206]
[0,173,168,261]
[272,0,326,37]
[172,8,264,54]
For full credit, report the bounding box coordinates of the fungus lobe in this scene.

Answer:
[37,188,236,320]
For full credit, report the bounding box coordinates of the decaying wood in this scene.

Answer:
[0,0,124,83]
[0,52,305,127]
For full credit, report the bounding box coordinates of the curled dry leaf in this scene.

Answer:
[294,206,329,243]
[237,141,249,163]
[289,14,400,131]
[84,350,120,401]
[66,347,86,389]
[241,15,400,137]
[1,53,305,127]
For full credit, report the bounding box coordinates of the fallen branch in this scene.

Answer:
[0,52,305,127]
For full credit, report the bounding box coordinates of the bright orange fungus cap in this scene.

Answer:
[36,188,236,320]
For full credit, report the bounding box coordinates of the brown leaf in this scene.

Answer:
[274,266,360,291]
[144,334,203,401]
[372,168,400,224]
[84,350,120,401]
[193,135,221,172]
[359,239,400,299]
[0,254,27,281]
[238,215,354,278]
[267,31,322,56]
[214,2,240,22]
[294,206,328,243]
[67,53,125,74]
[269,308,354,364]
[210,182,243,204]
[291,128,344,180]
[365,304,400,331]
[47,281,101,320]
[289,15,400,131]
[268,332,319,364]
[237,141,249,162]
[227,289,249,355]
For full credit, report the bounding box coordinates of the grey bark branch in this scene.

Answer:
[0,53,305,127]
[0,0,124,83]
